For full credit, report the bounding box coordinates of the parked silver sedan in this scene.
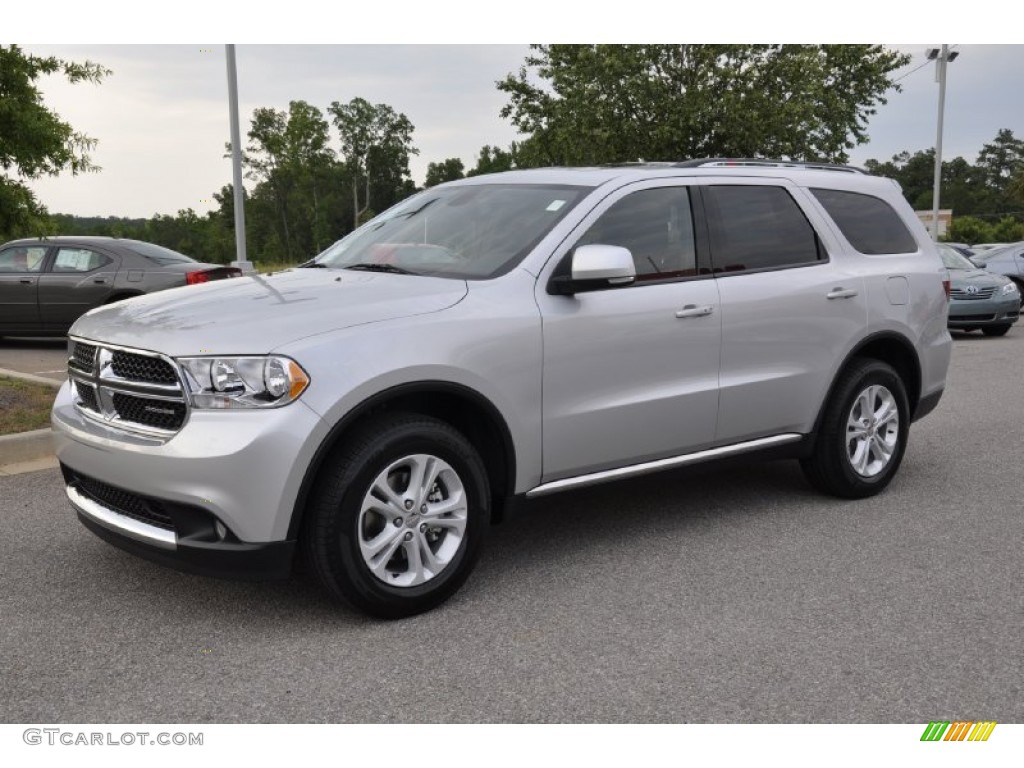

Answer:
[937,243,1020,336]
[0,236,241,338]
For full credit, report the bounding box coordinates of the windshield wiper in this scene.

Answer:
[298,261,326,268]
[344,263,419,275]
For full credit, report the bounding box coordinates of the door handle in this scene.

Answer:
[93,279,107,284]
[826,287,859,300]
[675,304,714,319]
[19,278,33,285]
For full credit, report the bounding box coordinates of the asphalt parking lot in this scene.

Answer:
[1,330,1021,723]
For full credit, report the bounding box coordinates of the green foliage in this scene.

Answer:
[425,157,465,187]
[328,98,417,227]
[0,45,110,240]
[947,216,993,245]
[466,145,517,177]
[498,44,909,167]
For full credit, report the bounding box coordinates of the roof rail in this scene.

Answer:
[673,158,866,174]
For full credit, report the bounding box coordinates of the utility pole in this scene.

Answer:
[927,45,959,241]
[226,45,253,274]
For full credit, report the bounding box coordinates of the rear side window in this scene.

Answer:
[702,185,823,273]
[811,188,918,255]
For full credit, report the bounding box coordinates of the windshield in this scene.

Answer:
[937,245,976,271]
[314,183,590,279]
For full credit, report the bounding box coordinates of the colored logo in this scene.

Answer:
[921,721,996,741]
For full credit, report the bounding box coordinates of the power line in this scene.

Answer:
[893,45,959,84]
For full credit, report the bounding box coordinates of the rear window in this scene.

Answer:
[811,188,918,255]
[122,240,195,265]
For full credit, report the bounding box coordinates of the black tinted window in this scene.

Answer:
[811,188,917,255]
[577,186,697,281]
[703,186,822,272]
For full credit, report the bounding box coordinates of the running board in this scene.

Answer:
[526,433,803,498]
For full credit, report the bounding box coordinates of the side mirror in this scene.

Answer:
[548,244,636,295]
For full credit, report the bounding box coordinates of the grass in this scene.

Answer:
[257,261,303,275]
[0,375,56,435]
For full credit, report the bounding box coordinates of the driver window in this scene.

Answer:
[576,186,696,281]
[0,246,47,273]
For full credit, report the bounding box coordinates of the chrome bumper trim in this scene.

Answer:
[67,485,177,550]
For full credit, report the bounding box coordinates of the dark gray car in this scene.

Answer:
[937,243,1021,336]
[0,236,241,337]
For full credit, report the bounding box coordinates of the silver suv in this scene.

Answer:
[52,160,952,618]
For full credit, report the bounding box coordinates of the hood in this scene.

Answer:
[70,269,468,356]
[948,268,1008,290]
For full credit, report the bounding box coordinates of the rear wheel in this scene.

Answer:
[981,324,1012,337]
[301,413,489,618]
[801,359,909,499]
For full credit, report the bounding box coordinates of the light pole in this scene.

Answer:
[226,44,253,274]
[927,45,959,241]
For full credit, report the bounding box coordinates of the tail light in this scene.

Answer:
[186,267,243,285]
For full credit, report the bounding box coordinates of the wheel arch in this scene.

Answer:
[811,331,923,443]
[289,381,517,538]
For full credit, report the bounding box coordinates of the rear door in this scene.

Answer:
[38,246,119,331]
[700,179,868,444]
[0,245,49,333]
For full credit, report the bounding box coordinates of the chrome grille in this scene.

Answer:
[112,392,186,430]
[111,350,179,385]
[68,338,188,437]
[74,381,99,413]
[70,341,97,373]
[950,286,996,300]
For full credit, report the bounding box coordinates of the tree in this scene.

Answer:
[466,145,517,177]
[424,157,465,187]
[0,45,110,239]
[328,97,417,227]
[498,45,909,167]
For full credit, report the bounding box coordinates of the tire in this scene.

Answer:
[981,324,1011,337]
[301,412,490,619]
[801,358,910,499]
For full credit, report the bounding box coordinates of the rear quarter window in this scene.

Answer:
[811,188,918,255]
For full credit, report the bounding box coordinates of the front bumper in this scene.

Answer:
[53,379,331,577]
[947,295,1020,328]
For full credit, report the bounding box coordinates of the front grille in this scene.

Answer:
[950,286,996,300]
[111,351,179,385]
[71,342,97,373]
[68,339,189,436]
[112,392,186,430]
[75,381,99,413]
[75,474,175,531]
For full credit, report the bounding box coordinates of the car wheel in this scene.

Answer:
[981,324,1011,337]
[801,358,910,499]
[301,412,489,619]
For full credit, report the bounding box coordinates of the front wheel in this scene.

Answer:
[801,359,910,499]
[301,413,490,618]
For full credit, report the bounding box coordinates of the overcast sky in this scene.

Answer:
[14,38,1024,219]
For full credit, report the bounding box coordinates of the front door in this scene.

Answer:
[0,245,48,333]
[536,181,722,481]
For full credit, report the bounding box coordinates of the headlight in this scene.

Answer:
[1001,282,1019,295]
[177,356,310,409]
